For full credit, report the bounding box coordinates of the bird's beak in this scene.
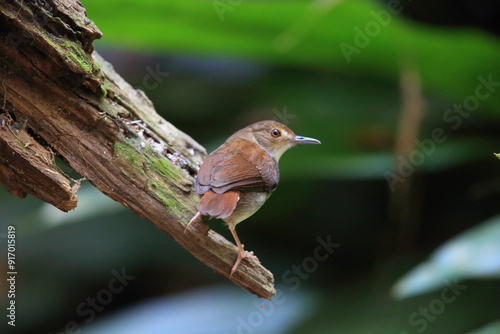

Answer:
[293,135,321,145]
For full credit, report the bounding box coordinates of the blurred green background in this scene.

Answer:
[2,0,500,333]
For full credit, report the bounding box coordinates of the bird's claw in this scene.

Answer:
[230,246,260,276]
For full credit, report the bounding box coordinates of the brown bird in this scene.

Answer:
[185,120,320,275]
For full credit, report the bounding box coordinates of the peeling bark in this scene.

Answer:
[0,0,275,299]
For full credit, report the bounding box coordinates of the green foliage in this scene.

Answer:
[392,215,500,299]
[84,0,500,114]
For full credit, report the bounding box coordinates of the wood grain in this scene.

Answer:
[0,0,275,299]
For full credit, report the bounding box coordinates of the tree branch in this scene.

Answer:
[0,0,275,299]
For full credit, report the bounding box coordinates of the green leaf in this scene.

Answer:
[83,0,500,114]
[468,320,500,334]
[392,215,500,299]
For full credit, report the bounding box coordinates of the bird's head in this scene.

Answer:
[243,120,321,161]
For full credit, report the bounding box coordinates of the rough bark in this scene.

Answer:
[0,0,275,299]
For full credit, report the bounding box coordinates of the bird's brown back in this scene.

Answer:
[195,138,279,195]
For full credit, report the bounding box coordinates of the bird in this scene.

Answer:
[185,120,320,276]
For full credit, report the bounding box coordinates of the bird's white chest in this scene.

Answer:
[224,192,271,226]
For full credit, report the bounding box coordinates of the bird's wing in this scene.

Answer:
[195,139,279,194]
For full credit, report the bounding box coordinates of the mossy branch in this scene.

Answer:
[0,0,275,299]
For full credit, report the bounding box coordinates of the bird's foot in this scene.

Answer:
[230,245,260,276]
[184,211,202,233]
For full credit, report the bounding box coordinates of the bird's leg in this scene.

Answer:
[184,211,202,233]
[228,224,259,276]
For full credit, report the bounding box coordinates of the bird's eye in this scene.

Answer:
[271,129,281,138]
